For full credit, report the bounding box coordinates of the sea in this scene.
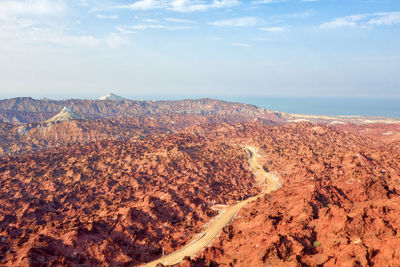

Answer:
[222,97,400,118]
[135,95,400,118]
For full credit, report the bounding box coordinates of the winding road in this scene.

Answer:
[142,146,280,267]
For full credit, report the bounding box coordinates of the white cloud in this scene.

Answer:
[320,17,359,29]
[209,17,261,27]
[125,24,166,30]
[165,17,196,23]
[144,18,160,23]
[120,0,163,10]
[0,0,65,19]
[170,0,239,12]
[115,0,239,12]
[282,11,315,19]
[116,26,137,35]
[170,0,209,12]
[118,24,194,31]
[211,0,239,8]
[259,26,285,32]
[50,34,100,47]
[9,28,128,49]
[96,14,118,19]
[367,12,400,26]
[0,0,69,47]
[230,42,252,47]
[0,0,127,50]
[2,25,100,47]
[252,0,286,4]
[320,12,400,30]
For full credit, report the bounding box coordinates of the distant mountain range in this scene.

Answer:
[0,96,284,124]
[1,96,399,125]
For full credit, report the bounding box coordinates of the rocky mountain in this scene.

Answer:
[0,97,284,124]
[45,107,83,123]
[2,96,398,126]
[98,93,125,101]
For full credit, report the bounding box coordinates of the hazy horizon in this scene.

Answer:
[0,0,399,99]
[2,93,400,101]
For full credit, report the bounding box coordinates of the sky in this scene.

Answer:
[0,0,399,100]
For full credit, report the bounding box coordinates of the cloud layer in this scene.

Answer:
[320,12,400,29]
[0,0,65,19]
[115,0,239,12]
[209,17,262,27]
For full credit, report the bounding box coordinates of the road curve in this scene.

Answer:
[142,146,279,267]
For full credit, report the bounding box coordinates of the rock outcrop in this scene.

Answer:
[45,106,83,123]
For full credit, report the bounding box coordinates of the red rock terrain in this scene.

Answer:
[0,114,278,158]
[181,122,400,266]
[0,133,259,266]
[1,109,400,267]
[332,123,400,144]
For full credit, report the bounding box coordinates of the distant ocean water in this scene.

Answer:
[131,95,400,118]
[219,97,400,118]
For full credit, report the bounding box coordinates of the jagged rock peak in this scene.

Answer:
[62,106,73,113]
[45,106,82,123]
[98,93,125,101]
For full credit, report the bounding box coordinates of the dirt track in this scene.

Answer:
[142,146,280,267]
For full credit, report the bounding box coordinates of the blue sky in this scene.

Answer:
[0,0,399,99]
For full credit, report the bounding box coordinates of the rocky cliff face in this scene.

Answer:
[0,97,284,124]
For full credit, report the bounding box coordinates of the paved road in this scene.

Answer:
[142,146,279,267]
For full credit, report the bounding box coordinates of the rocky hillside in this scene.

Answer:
[180,122,400,266]
[332,123,400,143]
[0,114,277,158]
[2,108,400,266]
[0,97,284,124]
[0,133,259,266]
